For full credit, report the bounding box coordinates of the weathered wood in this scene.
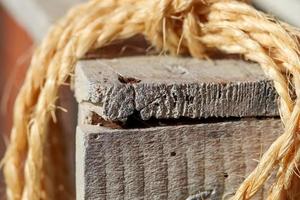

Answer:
[75,56,278,121]
[76,118,282,200]
[75,56,282,199]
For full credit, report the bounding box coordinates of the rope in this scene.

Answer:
[2,0,300,199]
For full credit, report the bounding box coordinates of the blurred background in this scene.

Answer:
[0,6,33,198]
[0,0,299,199]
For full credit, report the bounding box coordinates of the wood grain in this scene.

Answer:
[76,118,282,200]
[75,56,278,121]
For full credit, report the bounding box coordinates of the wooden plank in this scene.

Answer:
[75,56,278,121]
[76,118,282,200]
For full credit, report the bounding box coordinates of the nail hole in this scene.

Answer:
[92,134,101,140]
[170,152,176,157]
[224,172,229,178]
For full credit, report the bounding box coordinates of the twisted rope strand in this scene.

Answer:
[201,27,297,197]
[22,2,142,199]
[201,2,300,198]
[2,7,82,200]
[3,0,300,200]
[3,1,108,199]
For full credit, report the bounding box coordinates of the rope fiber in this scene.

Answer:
[3,0,300,199]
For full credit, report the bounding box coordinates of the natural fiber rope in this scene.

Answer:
[3,0,300,199]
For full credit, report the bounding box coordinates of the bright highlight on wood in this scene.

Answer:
[2,0,300,199]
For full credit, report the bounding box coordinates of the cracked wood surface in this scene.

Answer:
[75,56,282,199]
[75,56,279,121]
[76,118,282,200]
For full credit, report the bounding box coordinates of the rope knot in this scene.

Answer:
[144,0,211,56]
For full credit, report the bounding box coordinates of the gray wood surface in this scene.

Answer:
[76,118,282,200]
[75,56,282,200]
[75,56,278,121]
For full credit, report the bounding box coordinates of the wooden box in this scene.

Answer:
[75,56,282,200]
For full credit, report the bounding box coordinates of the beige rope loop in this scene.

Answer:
[3,0,300,200]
